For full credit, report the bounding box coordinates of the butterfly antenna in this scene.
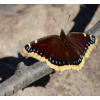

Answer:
[66,14,71,31]
[52,17,66,37]
[52,14,71,35]
[52,17,63,31]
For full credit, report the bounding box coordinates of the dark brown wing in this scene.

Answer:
[24,31,96,67]
[30,35,69,65]
[60,31,96,65]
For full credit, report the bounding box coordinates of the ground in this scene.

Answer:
[0,4,100,96]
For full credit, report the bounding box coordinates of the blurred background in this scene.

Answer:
[0,4,100,95]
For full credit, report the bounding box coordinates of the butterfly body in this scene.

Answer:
[22,30,97,71]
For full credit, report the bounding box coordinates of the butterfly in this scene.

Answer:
[21,30,98,71]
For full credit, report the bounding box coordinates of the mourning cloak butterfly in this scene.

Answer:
[22,30,98,71]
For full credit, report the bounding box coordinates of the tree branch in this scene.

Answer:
[86,20,100,36]
[0,62,53,96]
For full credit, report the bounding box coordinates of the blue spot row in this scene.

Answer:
[25,44,44,57]
[48,56,66,66]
